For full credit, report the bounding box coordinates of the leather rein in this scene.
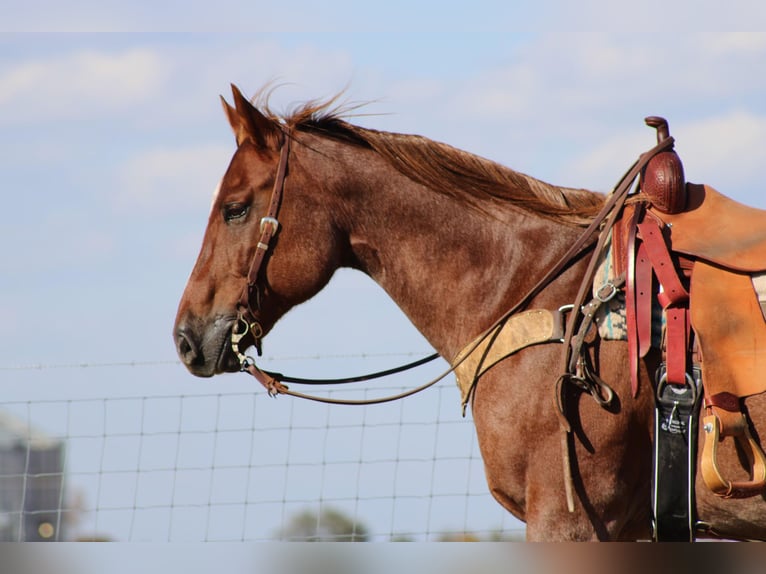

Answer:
[232,127,674,407]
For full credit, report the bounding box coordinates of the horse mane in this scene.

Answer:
[254,89,606,226]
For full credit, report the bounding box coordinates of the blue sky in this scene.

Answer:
[3,31,766,375]
[2,12,766,559]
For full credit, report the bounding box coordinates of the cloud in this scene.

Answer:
[446,33,766,123]
[116,142,233,214]
[675,111,766,199]
[705,32,766,55]
[0,47,167,124]
[562,110,766,202]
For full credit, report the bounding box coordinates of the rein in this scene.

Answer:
[233,127,675,407]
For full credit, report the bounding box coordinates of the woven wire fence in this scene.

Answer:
[0,356,525,542]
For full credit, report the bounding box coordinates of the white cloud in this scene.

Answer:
[116,143,233,213]
[0,48,167,123]
[705,32,766,56]
[446,33,766,124]
[675,111,766,200]
[562,110,766,201]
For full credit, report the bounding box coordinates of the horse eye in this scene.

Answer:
[222,202,249,222]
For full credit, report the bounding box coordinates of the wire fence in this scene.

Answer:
[0,355,526,542]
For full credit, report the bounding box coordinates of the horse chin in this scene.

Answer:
[215,340,243,375]
[211,317,255,375]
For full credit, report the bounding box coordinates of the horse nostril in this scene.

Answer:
[175,329,202,367]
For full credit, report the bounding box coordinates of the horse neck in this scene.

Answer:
[303,135,591,359]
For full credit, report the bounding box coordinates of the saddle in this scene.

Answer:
[450,118,766,539]
[613,118,766,500]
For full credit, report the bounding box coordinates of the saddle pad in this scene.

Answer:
[593,230,662,344]
[593,230,628,340]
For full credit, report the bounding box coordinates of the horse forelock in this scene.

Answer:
[251,88,605,226]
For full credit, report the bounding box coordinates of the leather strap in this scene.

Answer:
[625,205,653,397]
[454,308,569,412]
[636,215,690,386]
[636,216,688,307]
[237,130,292,330]
[553,136,675,513]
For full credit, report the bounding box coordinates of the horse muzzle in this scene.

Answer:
[174,315,241,377]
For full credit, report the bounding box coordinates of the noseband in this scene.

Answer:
[231,129,291,366]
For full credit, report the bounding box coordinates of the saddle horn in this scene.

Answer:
[641,116,686,214]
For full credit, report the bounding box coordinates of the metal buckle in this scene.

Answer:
[595,281,618,303]
[656,370,699,409]
[554,304,575,342]
[260,216,279,234]
[655,367,702,435]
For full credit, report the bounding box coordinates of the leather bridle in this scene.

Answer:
[229,129,445,404]
[231,128,291,362]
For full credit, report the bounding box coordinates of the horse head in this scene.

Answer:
[174,85,344,377]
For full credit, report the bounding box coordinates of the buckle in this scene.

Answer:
[260,216,279,234]
[595,281,619,303]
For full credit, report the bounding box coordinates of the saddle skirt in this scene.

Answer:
[659,183,766,272]
[653,184,766,400]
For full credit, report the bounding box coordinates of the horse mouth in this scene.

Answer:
[215,331,241,374]
[175,315,243,377]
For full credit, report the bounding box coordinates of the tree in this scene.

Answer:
[276,506,369,542]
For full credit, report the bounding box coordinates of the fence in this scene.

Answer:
[0,355,525,542]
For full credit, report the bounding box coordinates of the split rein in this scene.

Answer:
[232,127,675,407]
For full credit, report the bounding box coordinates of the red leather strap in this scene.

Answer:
[636,216,690,385]
[626,206,654,396]
[636,216,688,306]
[664,307,690,385]
[704,391,740,412]
[635,243,654,360]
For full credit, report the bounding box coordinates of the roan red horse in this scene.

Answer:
[174,85,766,541]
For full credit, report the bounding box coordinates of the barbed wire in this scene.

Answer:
[0,351,439,372]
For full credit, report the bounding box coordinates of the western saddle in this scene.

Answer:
[452,116,766,539]
[615,117,766,503]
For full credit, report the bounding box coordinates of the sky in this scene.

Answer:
[2,3,766,566]
[3,30,766,373]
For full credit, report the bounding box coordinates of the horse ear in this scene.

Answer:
[221,84,280,149]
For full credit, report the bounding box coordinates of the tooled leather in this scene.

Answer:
[642,150,686,214]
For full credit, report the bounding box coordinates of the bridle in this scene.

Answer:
[231,128,291,361]
[229,125,675,408]
[229,128,445,404]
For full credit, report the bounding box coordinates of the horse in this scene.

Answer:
[173,85,766,541]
